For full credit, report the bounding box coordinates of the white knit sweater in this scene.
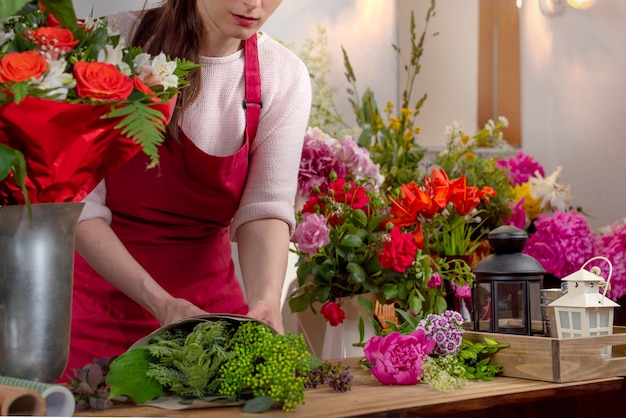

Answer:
[80,12,312,240]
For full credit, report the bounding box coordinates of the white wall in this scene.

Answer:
[520,0,626,229]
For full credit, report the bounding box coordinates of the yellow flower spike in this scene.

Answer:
[414,126,421,135]
[401,107,413,117]
[384,100,394,114]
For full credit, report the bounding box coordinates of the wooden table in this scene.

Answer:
[75,361,624,418]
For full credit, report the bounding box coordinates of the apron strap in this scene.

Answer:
[243,33,262,143]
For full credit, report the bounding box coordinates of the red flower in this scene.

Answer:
[320,301,346,326]
[74,61,134,102]
[329,178,370,209]
[0,51,47,83]
[133,75,160,102]
[28,26,79,59]
[378,227,418,273]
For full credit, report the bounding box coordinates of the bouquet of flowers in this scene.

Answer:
[0,0,198,205]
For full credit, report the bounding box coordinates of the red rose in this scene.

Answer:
[320,301,346,326]
[329,179,370,209]
[29,27,79,58]
[74,61,133,102]
[377,227,418,273]
[0,51,47,83]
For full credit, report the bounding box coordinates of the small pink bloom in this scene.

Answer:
[426,273,442,288]
[320,301,346,326]
[453,283,472,298]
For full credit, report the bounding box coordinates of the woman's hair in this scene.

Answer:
[131,0,203,139]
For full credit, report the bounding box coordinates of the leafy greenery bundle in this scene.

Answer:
[0,0,198,204]
[105,319,314,413]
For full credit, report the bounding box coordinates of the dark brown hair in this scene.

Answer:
[131,0,204,139]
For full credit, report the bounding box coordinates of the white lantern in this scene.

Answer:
[549,257,619,358]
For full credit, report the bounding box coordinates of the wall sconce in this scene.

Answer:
[540,0,597,15]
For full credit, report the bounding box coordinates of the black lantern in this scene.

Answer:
[472,225,546,335]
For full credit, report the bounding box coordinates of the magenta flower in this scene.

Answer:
[292,212,330,256]
[452,283,472,298]
[363,330,435,385]
[523,211,596,279]
[593,221,626,300]
[497,151,545,187]
[298,129,347,196]
[504,198,528,230]
[426,273,442,288]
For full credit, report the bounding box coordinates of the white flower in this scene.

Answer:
[97,44,131,75]
[0,29,14,47]
[529,166,572,212]
[36,58,75,100]
[134,52,178,90]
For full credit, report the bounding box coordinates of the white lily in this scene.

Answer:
[529,166,572,213]
[134,52,178,90]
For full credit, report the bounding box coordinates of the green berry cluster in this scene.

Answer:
[218,322,312,412]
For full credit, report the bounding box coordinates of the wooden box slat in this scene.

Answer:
[464,326,626,383]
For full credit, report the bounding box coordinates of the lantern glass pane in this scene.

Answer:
[589,311,597,328]
[559,310,570,329]
[476,282,492,331]
[600,310,610,327]
[572,311,582,330]
[495,282,525,333]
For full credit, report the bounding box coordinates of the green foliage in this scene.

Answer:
[0,0,34,18]
[104,101,168,169]
[106,348,164,403]
[143,321,232,398]
[0,144,30,208]
[457,337,510,381]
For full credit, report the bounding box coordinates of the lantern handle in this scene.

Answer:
[581,256,613,304]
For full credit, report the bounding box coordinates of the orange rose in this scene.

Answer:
[74,61,133,102]
[0,51,47,83]
[29,27,79,58]
[132,75,160,103]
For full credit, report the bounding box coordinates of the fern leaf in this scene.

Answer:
[103,102,167,169]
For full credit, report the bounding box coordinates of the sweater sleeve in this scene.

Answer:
[229,37,312,241]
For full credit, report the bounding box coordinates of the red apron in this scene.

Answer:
[65,35,262,377]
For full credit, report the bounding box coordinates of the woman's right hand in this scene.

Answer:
[157,297,209,326]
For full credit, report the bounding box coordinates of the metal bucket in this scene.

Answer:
[0,202,84,382]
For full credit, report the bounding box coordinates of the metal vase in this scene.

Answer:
[0,202,84,382]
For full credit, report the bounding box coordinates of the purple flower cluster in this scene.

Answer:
[523,211,596,279]
[416,310,465,357]
[594,221,626,300]
[497,151,545,187]
[297,127,381,196]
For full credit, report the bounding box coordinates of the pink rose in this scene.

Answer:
[292,213,330,256]
[453,283,472,298]
[426,273,442,288]
[364,330,435,385]
[377,227,417,273]
[320,301,345,326]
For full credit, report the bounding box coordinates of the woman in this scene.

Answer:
[66,0,311,376]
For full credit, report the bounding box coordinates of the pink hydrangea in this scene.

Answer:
[497,151,545,187]
[523,211,596,279]
[292,212,330,256]
[593,221,626,300]
[363,330,435,385]
[298,129,347,196]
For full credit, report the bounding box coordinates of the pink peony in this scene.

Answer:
[320,301,346,326]
[594,221,626,300]
[377,227,418,273]
[292,212,330,256]
[523,211,596,279]
[497,151,545,187]
[363,330,435,385]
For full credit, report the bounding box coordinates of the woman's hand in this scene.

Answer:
[156,297,209,327]
[247,300,284,334]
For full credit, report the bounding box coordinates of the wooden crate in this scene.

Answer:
[464,326,626,383]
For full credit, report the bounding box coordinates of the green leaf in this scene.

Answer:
[39,0,78,31]
[288,294,310,313]
[0,0,31,18]
[243,396,274,413]
[340,233,364,248]
[0,144,30,208]
[106,348,164,403]
[103,102,167,169]
[347,262,366,284]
